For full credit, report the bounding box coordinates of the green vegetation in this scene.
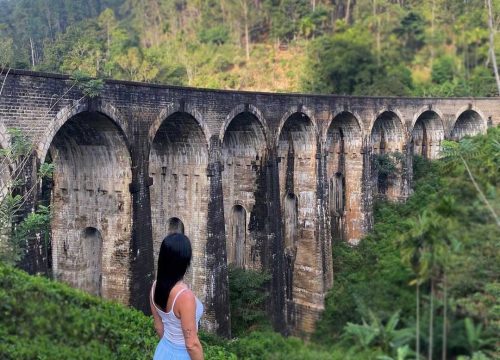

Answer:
[0,128,53,266]
[1,1,498,358]
[228,265,272,336]
[1,128,498,358]
[0,260,334,359]
[0,262,157,359]
[314,128,500,359]
[0,0,499,95]
[0,262,236,359]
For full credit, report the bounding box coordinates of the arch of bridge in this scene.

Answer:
[47,106,133,304]
[148,109,209,295]
[369,109,408,151]
[37,99,131,164]
[451,105,488,140]
[325,110,364,149]
[276,106,318,148]
[149,102,211,149]
[369,108,408,141]
[411,106,446,132]
[220,104,269,144]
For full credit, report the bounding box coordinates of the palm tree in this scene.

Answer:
[399,215,426,359]
[399,204,458,360]
[342,310,414,356]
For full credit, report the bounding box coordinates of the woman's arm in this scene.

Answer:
[177,291,204,360]
[150,283,164,339]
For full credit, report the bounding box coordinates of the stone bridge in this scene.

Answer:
[0,69,498,337]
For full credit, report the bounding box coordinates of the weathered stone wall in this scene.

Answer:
[49,112,133,303]
[0,69,498,337]
[277,110,319,335]
[221,109,267,271]
[149,111,209,305]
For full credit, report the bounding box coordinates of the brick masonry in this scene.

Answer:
[0,69,498,337]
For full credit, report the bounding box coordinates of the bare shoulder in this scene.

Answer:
[175,288,196,317]
[178,288,196,304]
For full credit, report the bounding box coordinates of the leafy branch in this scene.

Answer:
[70,70,104,98]
[0,127,53,265]
[440,139,500,228]
[373,152,404,177]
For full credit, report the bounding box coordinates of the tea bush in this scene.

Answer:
[0,263,235,359]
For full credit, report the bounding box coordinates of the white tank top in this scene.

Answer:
[151,281,204,345]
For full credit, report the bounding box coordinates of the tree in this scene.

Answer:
[0,37,14,67]
[116,47,159,81]
[486,0,500,95]
[399,196,460,360]
[228,265,271,336]
[302,29,378,94]
[342,310,414,356]
[431,56,455,85]
[0,129,53,266]
[441,139,500,228]
[393,12,426,62]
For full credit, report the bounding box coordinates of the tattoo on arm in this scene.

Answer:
[183,327,194,339]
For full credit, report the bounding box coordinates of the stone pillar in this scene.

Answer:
[265,147,286,334]
[318,143,333,291]
[361,137,374,233]
[129,142,155,313]
[401,141,413,199]
[205,136,231,337]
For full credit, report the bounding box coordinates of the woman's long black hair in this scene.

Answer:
[154,233,192,310]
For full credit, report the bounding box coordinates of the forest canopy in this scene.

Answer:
[0,0,499,96]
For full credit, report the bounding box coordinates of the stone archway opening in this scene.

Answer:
[278,113,316,193]
[167,217,185,235]
[283,192,298,310]
[330,172,345,217]
[149,112,208,292]
[412,111,444,159]
[370,111,405,200]
[48,111,132,304]
[326,112,362,243]
[283,193,298,251]
[277,113,315,251]
[222,112,266,271]
[451,110,485,141]
[80,227,103,296]
[229,205,247,268]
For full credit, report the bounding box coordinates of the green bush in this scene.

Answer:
[228,265,272,336]
[0,263,346,359]
[0,263,236,359]
[227,331,338,360]
[199,25,230,45]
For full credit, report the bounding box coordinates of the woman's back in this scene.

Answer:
[151,281,204,346]
[151,233,204,360]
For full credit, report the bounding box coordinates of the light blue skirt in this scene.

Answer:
[153,337,190,360]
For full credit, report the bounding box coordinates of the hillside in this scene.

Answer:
[1,128,498,359]
[0,0,499,96]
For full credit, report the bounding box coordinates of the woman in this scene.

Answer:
[150,233,204,360]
